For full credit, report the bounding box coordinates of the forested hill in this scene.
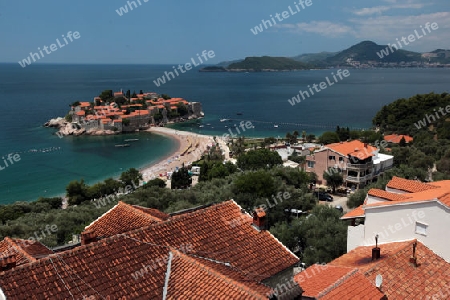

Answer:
[373,92,450,138]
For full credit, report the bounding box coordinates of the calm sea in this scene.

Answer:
[0,64,449,204]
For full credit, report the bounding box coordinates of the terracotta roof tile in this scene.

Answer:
[0,238,53,266]
[368,188,411,201]
[132,205,170,220]
[384,134,413,144]
[329,240,450,300]
[386,176,437,193]
[341,205,365,219]
[0,201,299,299]
[84,201,164,238]
[321,271,385,300]
[326,140,378,160]
[294,264,354,298]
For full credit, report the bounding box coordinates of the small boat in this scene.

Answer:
[124,139,139,142]
[199,125,204,128]
[220,119,229,122]
[274,124,279,128]
[236,112,243,115]
[115,144,130,147]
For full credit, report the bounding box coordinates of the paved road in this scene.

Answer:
[318,194,349,213]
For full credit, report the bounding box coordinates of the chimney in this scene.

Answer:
[372,234,381,261]
[409,241,418,267]
[81,230,98,245]
[253,208,267,231]
[0,254,17,271]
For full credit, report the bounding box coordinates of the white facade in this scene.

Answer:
[347,199,450,262]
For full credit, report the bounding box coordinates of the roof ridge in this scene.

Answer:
[317,267,359,299]
[175,249,269,300]
[120,201,164,222]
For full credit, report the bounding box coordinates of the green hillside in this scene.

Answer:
[227,56,311,71]
[326,41,422,64]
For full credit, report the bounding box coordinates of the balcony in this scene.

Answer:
[347,162,373,170]
[346,174,373,183]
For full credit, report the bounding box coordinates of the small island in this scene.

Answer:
[45,90,204,136]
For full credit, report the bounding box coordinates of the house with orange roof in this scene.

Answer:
[0,201,303,299]
[383,134,413,144]
[342,176,450,262]
[295,239,450,299]
[306,140,393,189]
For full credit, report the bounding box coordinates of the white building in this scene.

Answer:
[342,176,450,262]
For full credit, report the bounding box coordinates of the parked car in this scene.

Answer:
[335,205,343,213]
[315,191,333,202]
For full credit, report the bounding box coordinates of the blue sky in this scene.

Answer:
[1,0,449,64]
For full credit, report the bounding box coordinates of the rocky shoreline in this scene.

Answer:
[44,118,119,137]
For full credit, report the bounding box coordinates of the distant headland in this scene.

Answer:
[44,90,204,137]
[199,41,450,72]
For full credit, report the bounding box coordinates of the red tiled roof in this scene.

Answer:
[295,264,385,299]
[0,201,300,299]
[368,188,411,201]
[0,238,52,266]
[0,235,275,299]
[341,205,365,219]
[384,134,413,143]
[132,205,170,220]
[386,176,437,193]
[329,240,450,299]
[79,102,91,107]
[295,264,354,298]
[84,201,164,238]
[321,271,385,300]
[326,140,377,160]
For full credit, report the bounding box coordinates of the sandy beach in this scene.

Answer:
[140,127,218,182]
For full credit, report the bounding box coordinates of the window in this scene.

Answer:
[415,222,427,236]
[307,161,315,168]
[339,157,344,162]
[328,156,336,161]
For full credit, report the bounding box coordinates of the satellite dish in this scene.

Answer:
[375,274,383,288]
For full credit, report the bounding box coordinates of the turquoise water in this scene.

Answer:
[0,64,449,204]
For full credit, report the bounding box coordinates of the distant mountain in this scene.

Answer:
[199,41,450,72]
[326,41,422,64]
[291,51,337,63]
[424,49,450,63]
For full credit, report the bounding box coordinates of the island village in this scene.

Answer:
[45,90,203,136]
